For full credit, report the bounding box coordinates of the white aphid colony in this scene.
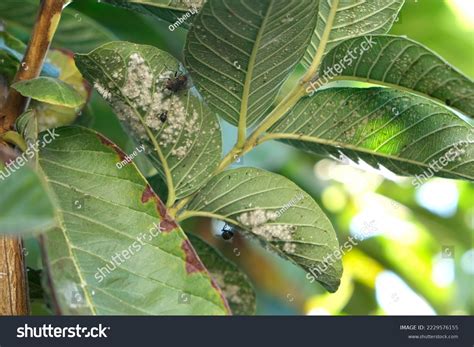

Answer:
[237,209,297,254]
[212,273,243,305]
[94,51,201,160]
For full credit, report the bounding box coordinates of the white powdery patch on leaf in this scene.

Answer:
[238,209,297,253]
[238,209,278,227]
[100,51,204,160]
[121,53,153,111]
[94,81,112,101]
[154,95,200,160]
[113,100,147,139]
[283,242,296,254]
[212,273,243,305]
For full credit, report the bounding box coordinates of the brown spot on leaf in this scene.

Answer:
[141,184,155,204]
[141,185,177,233]
[211,277,232,315]
[181,239,206,274]
[180,239,231,314]
[96,134,126,161]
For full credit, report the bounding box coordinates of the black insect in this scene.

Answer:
[159,111,168,123]
[164,71,189,93]
[221,223,234,241]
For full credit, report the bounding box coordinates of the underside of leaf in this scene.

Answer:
[271,87,474,181]
[75,42,222,201]
[186,167,343,292]
[38,126,229,315]
[303,0,404,67]
[320,35,474,118]
[188,234,256,315]
[185,0,319,126]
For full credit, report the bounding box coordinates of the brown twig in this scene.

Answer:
[0,0,64,133]
[0,0,65,315]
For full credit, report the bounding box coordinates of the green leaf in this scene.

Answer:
[185,167,342,292]
[75,42,222,202]
[303,0,404,68]
[188,234,256,315]
[0,0,117,53]
[16,110,39,148]
[270,87,474,181]
[34,49,91,131]
[0,146,56,234]
[38,126,230,315]
[320,35,474,118]
[12,77,85,108]
[184,0,319,126]
[102,0,202,28]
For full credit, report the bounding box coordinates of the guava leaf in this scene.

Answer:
[184,0,319,126]
[12,77,85,108]
[303,0,404,68]
[320,35,474,118]
[188,234,256,315]
[270,87,474,181]
[34,49,91,131]
[101,0,202,28]
[75,42,222,202]
[38,126,230,315]
[16,110,39,148]
[0,145,55,234]
[186,167,342,292]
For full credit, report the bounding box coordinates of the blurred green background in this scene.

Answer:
[18,0,474,315]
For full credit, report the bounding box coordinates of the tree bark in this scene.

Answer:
[0,237,29,315]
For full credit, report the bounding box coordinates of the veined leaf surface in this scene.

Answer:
[320,35,474,118]
[303,0,404,68]
[186,167,343,292]
[102,0,202,28]
[75,42,222,201]
[185,0,319,126]
[39,126,229,315]
[270,87,474,181]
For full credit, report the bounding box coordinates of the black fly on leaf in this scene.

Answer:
[221,223,235,241]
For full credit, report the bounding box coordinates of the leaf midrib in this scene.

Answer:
[238,0,274,132]
[85,52,176,205]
